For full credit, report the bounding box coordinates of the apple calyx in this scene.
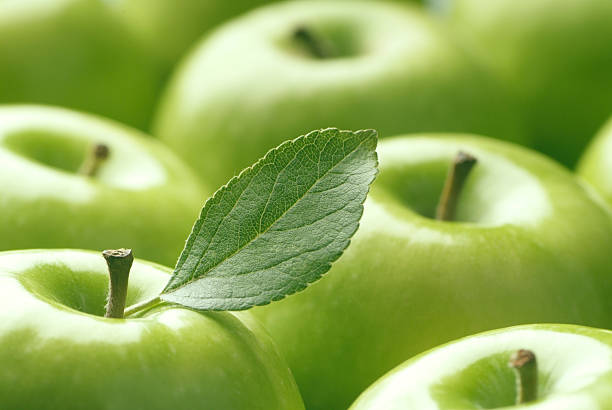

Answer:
[103,248,134,319]
[509,349,538,405]
[79,143,110,177]
[292,25,337,59]
[435,151,477,221]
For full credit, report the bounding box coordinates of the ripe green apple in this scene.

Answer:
[0,0,166,129]
[154,0,523,187]
[0,105,207,267]
[113,0,280,66]
[252,134,612,410]
[577,116,612,208]
[0,249,304,409]
[443,0,612,167]
[350,324,612,409]
[0,0,291,130]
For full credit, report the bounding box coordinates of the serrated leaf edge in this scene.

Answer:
[161,127,378,310]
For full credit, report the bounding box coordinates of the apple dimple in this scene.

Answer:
[348,326,612,410]
[0,106,167,190]
[10,251,166,319]
[381,328,612,408]
[3,130,89,175]
[371,136,551,227]
[372,156,449,220]
[267,3,422,63]
[430,352,518,408]
[18,264,110,317]
[284,20,364,60]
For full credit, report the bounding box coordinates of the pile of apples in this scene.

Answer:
[2,1,612,409]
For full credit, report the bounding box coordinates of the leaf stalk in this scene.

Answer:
[124,296,163,317]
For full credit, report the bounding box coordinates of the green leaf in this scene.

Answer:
[161,128,378,311]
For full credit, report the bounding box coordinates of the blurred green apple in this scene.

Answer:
[0,249,304,409]
[113,0,280,66]
[253,134,612,410]
[0,105,207,266]
[444,0,612,167]
[0,0,164,129]
[577,116,612,210]
[154,0,523,187]
[350,324,612,409]
[0,0,280,130]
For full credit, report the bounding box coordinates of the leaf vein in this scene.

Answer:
[165,133,370,295]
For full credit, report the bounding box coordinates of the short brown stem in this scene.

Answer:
[103,248,134,319]
[79,143,110,177]
[509,349,538,404]
[435,151,477,221]
[293,25,336,59]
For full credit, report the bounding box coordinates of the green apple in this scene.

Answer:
[113,0,280,66]
[252,134,612,410]
[154,0,523,187]
[350,324,612,409]
[0,0,289,130]
[0,0,166,129]
[578,116,612,208]
[0,105,207,267]
[443,0,612,167]
[0,249,304,409]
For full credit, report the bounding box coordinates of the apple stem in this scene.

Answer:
[435,151,477,221]
[293,26,336,59]
[124,296,163,317]
[509,349,538,404]
[79,143,110,177]
[103,248,134,319]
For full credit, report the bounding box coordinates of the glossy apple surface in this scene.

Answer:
[577,116,612,208]
[253,134,612,410]
[0,249,304,409]
[350,324,612,409]
[154,0,522,187]
[0,105,207,267]
[444,0,612,167]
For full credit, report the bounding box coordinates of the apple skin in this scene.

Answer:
[350,324,612,409]
[0,249,304,409]
[0,0,289,130]
[444,0,612,168]
[154,0,523,188]
[0,0,165,130]
[252,134,612,410]
[113,0,281,67]
[577,116,612,209]
[0,105,207,267]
